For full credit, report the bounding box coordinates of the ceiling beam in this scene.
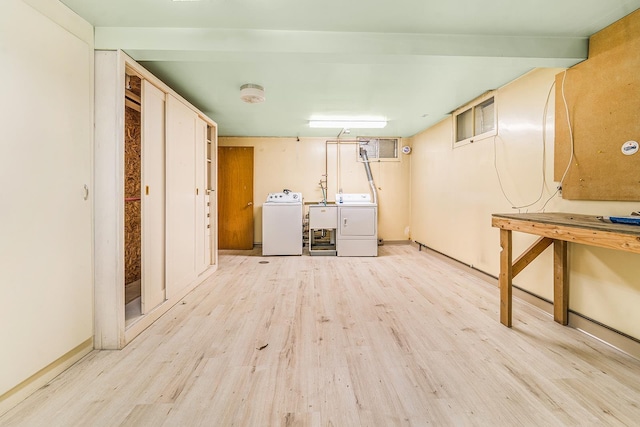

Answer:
[96,27,588,62]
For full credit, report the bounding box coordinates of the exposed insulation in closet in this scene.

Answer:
[124,74,142,298]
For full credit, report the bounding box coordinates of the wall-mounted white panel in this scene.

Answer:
[0,0,93,395]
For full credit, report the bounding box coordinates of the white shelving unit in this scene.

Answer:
[94,50,219,349]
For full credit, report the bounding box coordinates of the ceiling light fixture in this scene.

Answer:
[240,84,265,104]
[308,120,387,129]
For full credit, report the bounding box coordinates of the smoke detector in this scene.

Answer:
[240,84,265,103]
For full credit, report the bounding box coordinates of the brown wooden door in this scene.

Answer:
[218,147,254,249]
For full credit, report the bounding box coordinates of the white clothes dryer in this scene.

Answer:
[336,193,378,257]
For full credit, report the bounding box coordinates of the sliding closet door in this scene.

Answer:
[195,117,208,275]
[141,80,166,313]
[165,95,197,298]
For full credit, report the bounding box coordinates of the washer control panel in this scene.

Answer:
[265,191,302,203]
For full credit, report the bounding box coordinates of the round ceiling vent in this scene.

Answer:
[240,83,265,103]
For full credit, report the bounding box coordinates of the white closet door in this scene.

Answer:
[195,118,208,275]
[141,80,166,313]
[165,95,197,298]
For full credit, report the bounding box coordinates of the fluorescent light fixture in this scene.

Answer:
[308,120,387,129]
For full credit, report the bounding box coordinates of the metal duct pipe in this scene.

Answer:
[359,147,378,205]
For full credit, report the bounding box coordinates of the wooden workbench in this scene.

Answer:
[491,212,640,327]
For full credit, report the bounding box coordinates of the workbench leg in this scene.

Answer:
[554,240,569,325]
[499,229,513,327]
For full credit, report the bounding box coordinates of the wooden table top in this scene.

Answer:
[492,212,640,237]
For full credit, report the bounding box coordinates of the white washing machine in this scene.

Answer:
[336,193,378,257]
[262,191,303,256]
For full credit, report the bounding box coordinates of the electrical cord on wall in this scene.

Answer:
[493,134,519,209]
[538,69,575,212]
[493,77,556,212]
[494,69,576,213]
[557,69,575,190]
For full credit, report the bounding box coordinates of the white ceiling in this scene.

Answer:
[60,0,640,138]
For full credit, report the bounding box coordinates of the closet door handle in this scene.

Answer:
[83,184,89,201]
[247,201,253,206]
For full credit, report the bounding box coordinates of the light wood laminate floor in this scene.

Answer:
[3,245,640,426]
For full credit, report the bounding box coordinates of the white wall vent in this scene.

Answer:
[357,138,399,161]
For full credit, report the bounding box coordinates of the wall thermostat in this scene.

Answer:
[401,145,412,155]
[621,140,639,156]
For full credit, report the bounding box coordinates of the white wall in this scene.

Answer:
[409,68,640,339]
[0,0,94,402]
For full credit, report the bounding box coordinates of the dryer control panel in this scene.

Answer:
[337,193,372,204]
